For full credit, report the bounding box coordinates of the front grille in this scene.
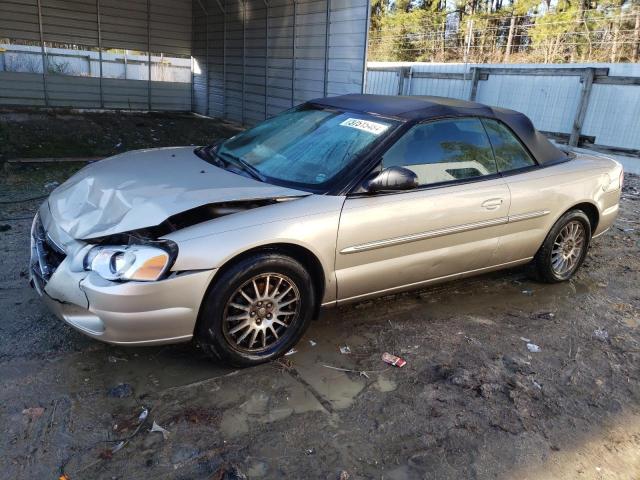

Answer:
[31,215,66,285]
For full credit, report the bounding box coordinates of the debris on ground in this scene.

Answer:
[107,355,127,363]
[338,470,350,480]
[305,448,315,455]
[321,364,371,378]
[138,409,149,422]
[339,345,351,354]
[22,407,45,420]
[284,349,297,356]
[521,289,533,295]
[464,335,482,346]
[593,328,609,341]
[103,407,149,459]
[149,421,170,440]
[382,352,407,368]
[309,340,317,347]
[526,343,542,353]
[520,337,531,342]
[107,383,133,398]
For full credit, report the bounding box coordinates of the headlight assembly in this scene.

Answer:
[84,241,177,282]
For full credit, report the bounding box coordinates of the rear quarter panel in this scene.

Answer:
[497,153,622,263]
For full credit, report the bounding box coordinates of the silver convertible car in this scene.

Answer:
[30,95,623,366]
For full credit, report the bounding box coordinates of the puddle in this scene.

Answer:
[219,381,325,438]
[374,375,397,392]
[82,344,235,397]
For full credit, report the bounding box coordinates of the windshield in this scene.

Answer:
[216,106,401,191]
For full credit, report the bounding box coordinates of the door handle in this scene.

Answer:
[481,198,504,210]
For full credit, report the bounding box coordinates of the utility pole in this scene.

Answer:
[504,14,516,63]
[633,6,640,63]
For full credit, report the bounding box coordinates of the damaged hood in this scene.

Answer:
[48,147,307,239]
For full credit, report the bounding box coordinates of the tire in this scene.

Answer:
[531,209,592,283]
[197,253,316,367]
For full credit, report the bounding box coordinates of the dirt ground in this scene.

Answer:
[0,109,242,160]
[1,148,640,479]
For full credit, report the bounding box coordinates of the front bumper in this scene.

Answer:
[30,213,217,345]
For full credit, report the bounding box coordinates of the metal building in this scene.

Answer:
[0,0,370,124]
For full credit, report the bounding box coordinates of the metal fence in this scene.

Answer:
[0,0,193,111]
[365,62,640,152]
[0,0,371,122]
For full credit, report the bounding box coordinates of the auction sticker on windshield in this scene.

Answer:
[340,118,389,135]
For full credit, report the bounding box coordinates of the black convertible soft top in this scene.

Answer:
[310,94,568,166]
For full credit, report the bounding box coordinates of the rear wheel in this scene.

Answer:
[531,209,591,283]
[197,253,316,367]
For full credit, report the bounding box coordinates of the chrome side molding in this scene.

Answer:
[340,209,551,254]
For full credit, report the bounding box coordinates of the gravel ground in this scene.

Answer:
[1,157,639,479]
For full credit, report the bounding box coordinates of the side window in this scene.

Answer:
[482,119,536,172]
[382,118,497,187]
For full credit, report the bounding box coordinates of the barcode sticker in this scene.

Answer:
[340,118,389,135]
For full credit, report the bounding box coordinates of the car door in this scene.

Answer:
[480,118,558,263]
[335,117,511,303]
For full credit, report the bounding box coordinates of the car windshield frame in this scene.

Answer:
[212,104,404,194]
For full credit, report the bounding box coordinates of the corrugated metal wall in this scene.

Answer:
[366,62,640,151]
[0,0,193,110]
[1,0,369,120]
[191,0,370,125]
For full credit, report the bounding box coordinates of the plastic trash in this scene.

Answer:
[526,343,541,353]
[339,345,351,354]
[593,328,609,341]
[382,352,407,368]
[285,349,297,356]
[150,421,170,440]
[139,408,149,422]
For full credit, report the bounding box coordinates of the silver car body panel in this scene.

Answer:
[47,146,308,239]
[164,194,346,305]
[30,146,622,346]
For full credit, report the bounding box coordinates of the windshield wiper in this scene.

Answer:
[195,145,226,169]
[196,144,266,182]
[217,151,266,182]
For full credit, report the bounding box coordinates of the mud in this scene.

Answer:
[1,161,640,479]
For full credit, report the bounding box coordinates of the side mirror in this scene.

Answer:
[363,166,419,193]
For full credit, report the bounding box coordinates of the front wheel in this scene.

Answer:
[531,209,591,283]
[197,253,316,367]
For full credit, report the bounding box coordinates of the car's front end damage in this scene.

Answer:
[28,146,318,345]
[30,200,218,345]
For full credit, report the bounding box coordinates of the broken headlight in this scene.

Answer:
[84,241,177,282]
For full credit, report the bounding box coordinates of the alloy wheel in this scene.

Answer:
[551,220,585,276]
[222,273,301,353]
